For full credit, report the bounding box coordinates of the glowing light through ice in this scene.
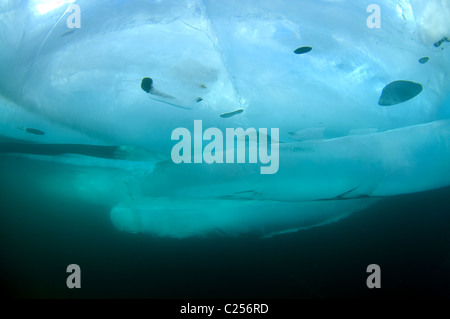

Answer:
[34,0,75,15]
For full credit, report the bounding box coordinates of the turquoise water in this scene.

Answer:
[1,0,449,298]
[1,155,449,298]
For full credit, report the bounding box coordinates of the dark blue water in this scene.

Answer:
[1,154,449,299]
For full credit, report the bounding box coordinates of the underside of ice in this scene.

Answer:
[0,0,449,238]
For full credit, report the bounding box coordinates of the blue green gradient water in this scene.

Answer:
[1,0,450,298]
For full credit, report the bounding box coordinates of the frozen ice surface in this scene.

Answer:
[0,0,449,237]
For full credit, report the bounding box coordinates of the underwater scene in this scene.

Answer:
[0,0,449,299]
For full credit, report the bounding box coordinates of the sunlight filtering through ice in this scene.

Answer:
[34,0,75,15]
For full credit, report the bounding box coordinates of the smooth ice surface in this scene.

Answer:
[0,0,449,237]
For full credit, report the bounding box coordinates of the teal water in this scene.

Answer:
[1,155,449,298]
[1,0,450,299]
